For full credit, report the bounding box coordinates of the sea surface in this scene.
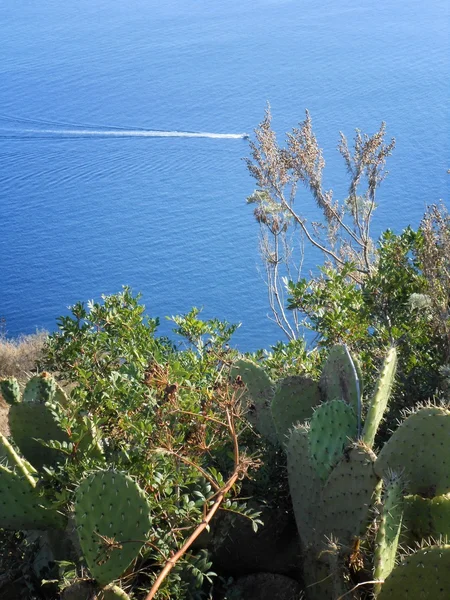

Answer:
[1,0,449,350]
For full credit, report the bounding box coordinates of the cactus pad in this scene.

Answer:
[377,544,450,600]
[231,359,277,444]
[98,585,131,600]
[309,399,357,481]
[402,495,434,545]
[319,345,361,416]
[430,494,450,539]
[315,443,379,551]
[286,424,321,548]
[362,346,397,448]
[373,475,404,596]
[23,373,56,403]
[271,376,320,445]
[75,470,152,586]
[375,406,450,496]
[9,401,70,470]
[0,377,21,404]
[0,464,64,529]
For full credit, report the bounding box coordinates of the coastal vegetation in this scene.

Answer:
[0,112,449,599]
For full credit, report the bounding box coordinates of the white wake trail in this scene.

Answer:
[15,128,247,139]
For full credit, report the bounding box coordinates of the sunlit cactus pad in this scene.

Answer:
[9,401,70,470]
[23,373,57,403]
[0,377,21,404]
[377,544,450,599]
[74,470,152,586]
[375,406,450,496]
[309,399,357,481]
[319,345,361,414]
[271,376,320,444]
[373,475,404,595]
[97,585,131,600]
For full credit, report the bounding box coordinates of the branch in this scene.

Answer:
[144,408,244,600]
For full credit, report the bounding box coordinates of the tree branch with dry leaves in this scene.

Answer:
[143,384,260,600]
[245,105,395,340]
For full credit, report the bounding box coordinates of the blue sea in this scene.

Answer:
[1,0,449,350]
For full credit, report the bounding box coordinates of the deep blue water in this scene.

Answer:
[1,0,449,350]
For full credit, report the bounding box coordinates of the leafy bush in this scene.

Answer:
[0,290,263,600]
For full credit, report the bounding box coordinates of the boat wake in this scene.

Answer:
[0,116,248,140]
[16,128,246,139]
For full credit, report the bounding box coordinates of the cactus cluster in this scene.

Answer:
[233,345,450,599]
[0,373,152,599]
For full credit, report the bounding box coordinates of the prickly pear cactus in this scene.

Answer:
[362,347,397,448]
[377,544,450,599]
[0,377,20,404]
[309,399,357,481]
[286,424,321,548]
[319,345,361,417]
[315,442,378,552]
[9,399,70,470]
[373,475,404,596]
[403,493,450,545]
[98,585,131,600]
[375,405,450,496]
[74,470,152,586]
[231,359,277,444]
[4,374,70,470]
[271,376,320,445]
[0,463,65,530]
[22,373,56,403]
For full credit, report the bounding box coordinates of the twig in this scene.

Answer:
[336,580,384,600]
[144,408,242,600]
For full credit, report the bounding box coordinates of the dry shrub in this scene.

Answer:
[419,203,450,359]
[0,330,48,380]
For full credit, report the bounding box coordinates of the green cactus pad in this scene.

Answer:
[319,345,361,416]
[286,424,322,548]
[402,495,434,545]
[0,377,21,404]
[0,431,37,481]
[375,406,450,496]
[9,401,70,470]
[430,494,450,539]
[377,544,450,600]
[231,359,277,444]
[315,443,379,551]
[404,493,450,544]
[362,347,397,448]
[74,470,152,586]
[98,585,131,600]
[309,399,357,481]
[373,475,404,596]
[0,464,64,530]
[271,376,320,445]
[23,373,56,403]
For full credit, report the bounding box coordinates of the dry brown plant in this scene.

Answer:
[418,203,450,358]
[0,330,47,379]
[245,106,395,339]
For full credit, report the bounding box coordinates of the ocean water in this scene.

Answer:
[1,0,449,350]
